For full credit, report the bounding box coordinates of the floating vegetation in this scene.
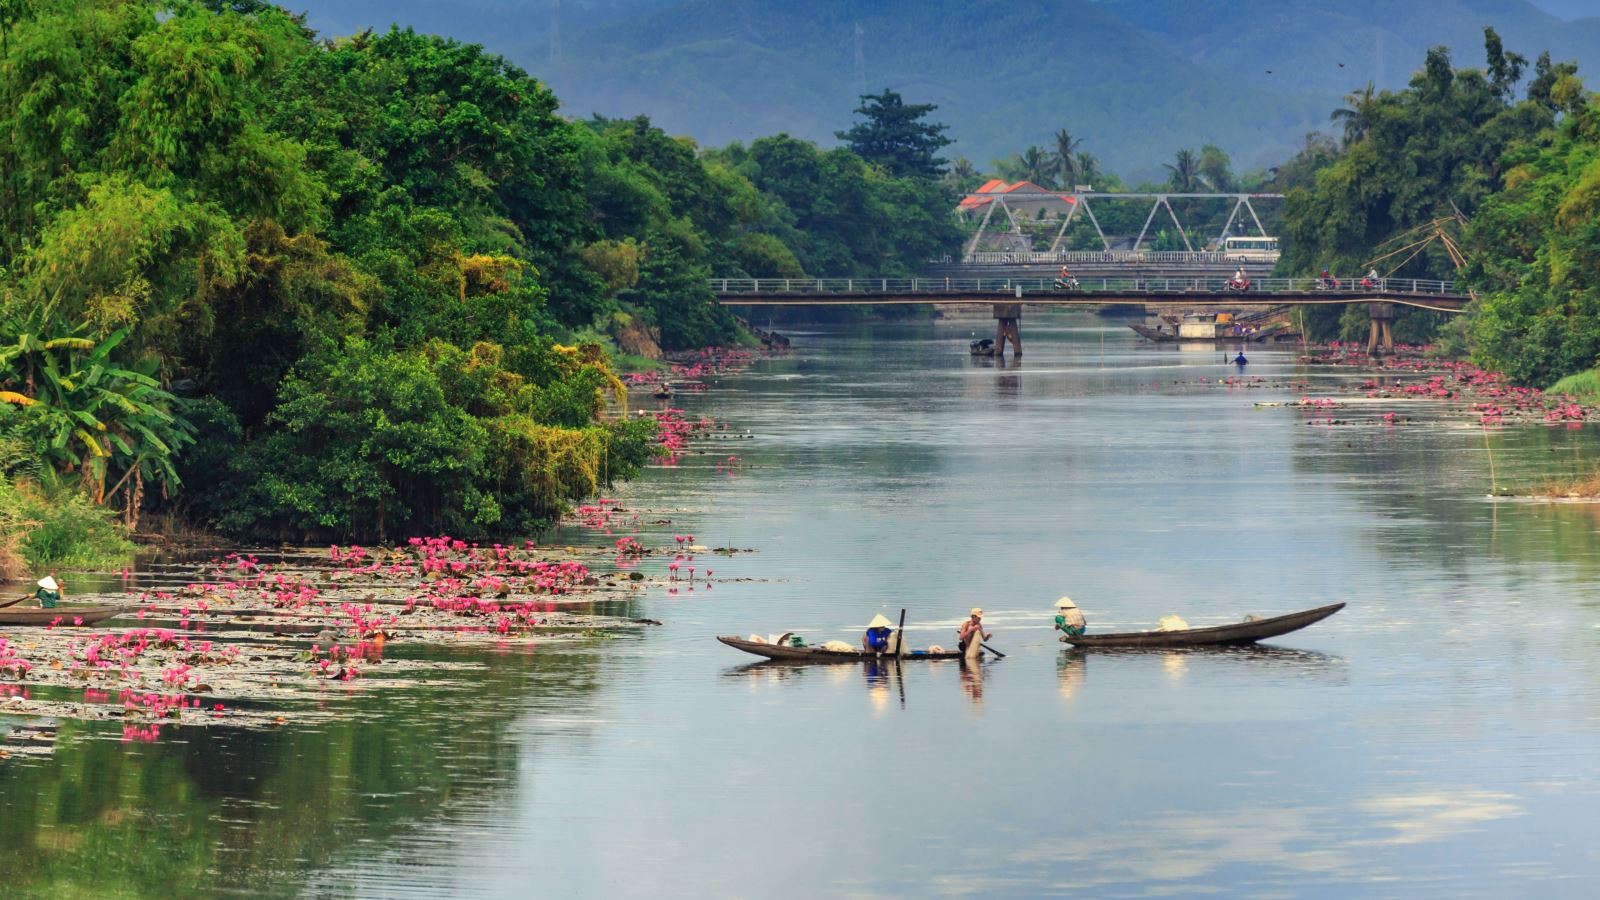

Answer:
[0,532,716,750]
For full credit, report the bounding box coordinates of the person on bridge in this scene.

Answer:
[1362,267,1380,289]
[1229,267,1250,291]
[1055,265,1078,290]
[862,614,894,653]
[1054,597,1087,638]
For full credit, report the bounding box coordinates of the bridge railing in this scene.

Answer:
[712,276,1461,296]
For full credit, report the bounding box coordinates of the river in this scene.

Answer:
[4,310,1600,897]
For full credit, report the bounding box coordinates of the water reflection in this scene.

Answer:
[8,311,1600,896]
[1056,651,1085,702]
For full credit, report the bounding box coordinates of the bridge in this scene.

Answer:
[957,187,1284,264]
[711,276,1472,356]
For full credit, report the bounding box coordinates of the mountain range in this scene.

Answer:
[292,0,1600,178]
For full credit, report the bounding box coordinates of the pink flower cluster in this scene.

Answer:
[0,637,32,678]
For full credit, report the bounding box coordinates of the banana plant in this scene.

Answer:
[0,327,193,518]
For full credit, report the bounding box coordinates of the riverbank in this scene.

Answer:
[0,346,775,755]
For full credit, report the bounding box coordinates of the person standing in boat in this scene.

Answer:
[1054,597,1086,637]
[35,575,62,609]
[957,608,991,653]
[861,614,894,653]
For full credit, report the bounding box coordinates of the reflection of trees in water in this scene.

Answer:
[1288,419,1600,576]
[0,646,609,895]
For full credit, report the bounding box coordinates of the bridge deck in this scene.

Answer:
[711,277,1470,314]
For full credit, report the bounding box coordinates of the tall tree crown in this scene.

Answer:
[834,89,952,181]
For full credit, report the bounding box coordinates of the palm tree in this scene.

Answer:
[1052,129,1082,187]
[942,157,979,193]
[1330,82,1376,146]
[1164,148,1201,192]
[1019,146,1056,188]
[1075,152,1101,185]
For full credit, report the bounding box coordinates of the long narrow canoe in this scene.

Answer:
[718,636,973,662]
[0,605,122,627]
[1060,602,1345,649]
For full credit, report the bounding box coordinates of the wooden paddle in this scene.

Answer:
[981,641,1006,659]
[894,608,907,709]
[0,596,29,611]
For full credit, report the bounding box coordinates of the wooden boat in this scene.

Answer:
[0,605,122,627]
[969,338,995,356]
[718,635,974,662]
[1059,602,1344,648]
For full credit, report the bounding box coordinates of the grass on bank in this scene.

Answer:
[1548,369,1600,402]
[0,476,137,581]
[1516,463,1600,500]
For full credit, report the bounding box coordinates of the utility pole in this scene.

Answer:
[549,0,562,66]
[853,22,866,95]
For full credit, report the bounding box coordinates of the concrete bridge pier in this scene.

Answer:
[993,303,1022,357]
[1367,302,1395,356]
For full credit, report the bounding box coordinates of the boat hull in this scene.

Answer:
[0,605,122,627]
[1060,603,1344,648]
[718,636,968,662]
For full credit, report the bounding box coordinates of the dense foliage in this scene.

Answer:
[0,1,959,544]
[1275,32,1579,344]
[1466,88,1600,385]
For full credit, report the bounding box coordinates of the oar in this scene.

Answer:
[981,641,1007,659]
[894,607,907,708]
[0,596,29,611]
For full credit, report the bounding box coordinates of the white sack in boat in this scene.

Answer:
[1156,615,1189,632]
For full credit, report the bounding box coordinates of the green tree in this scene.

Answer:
[1277,34,1566,343]
[1197,145,1236,192]
[1052,129,1082,187]
[1165,148,1202,192]
[1466,92,1600,385]
[834,89,952,181]
[1329,82,1377,147]
[942,157,982,194]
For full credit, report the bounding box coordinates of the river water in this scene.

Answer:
[5,311,1600,897]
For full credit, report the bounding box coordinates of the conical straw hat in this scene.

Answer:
[1055,596,1077,609]
[867,613,893,629]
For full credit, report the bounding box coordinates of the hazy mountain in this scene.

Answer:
[1525,0,1600,20]
[537,0,1335,177]
[1096,0,1600,95]
[291,0,1600,178]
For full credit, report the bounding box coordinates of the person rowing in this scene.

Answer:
[35,575,62,609]
[957,607,991,654]
[862,613,894,653]
[1054,596,1086,637]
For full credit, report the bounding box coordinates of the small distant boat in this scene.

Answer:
[970,338,995,356]
[1060,602,1344,648]
[718,636,975,662]
[0,605,122,627]
[653,384,673,399]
